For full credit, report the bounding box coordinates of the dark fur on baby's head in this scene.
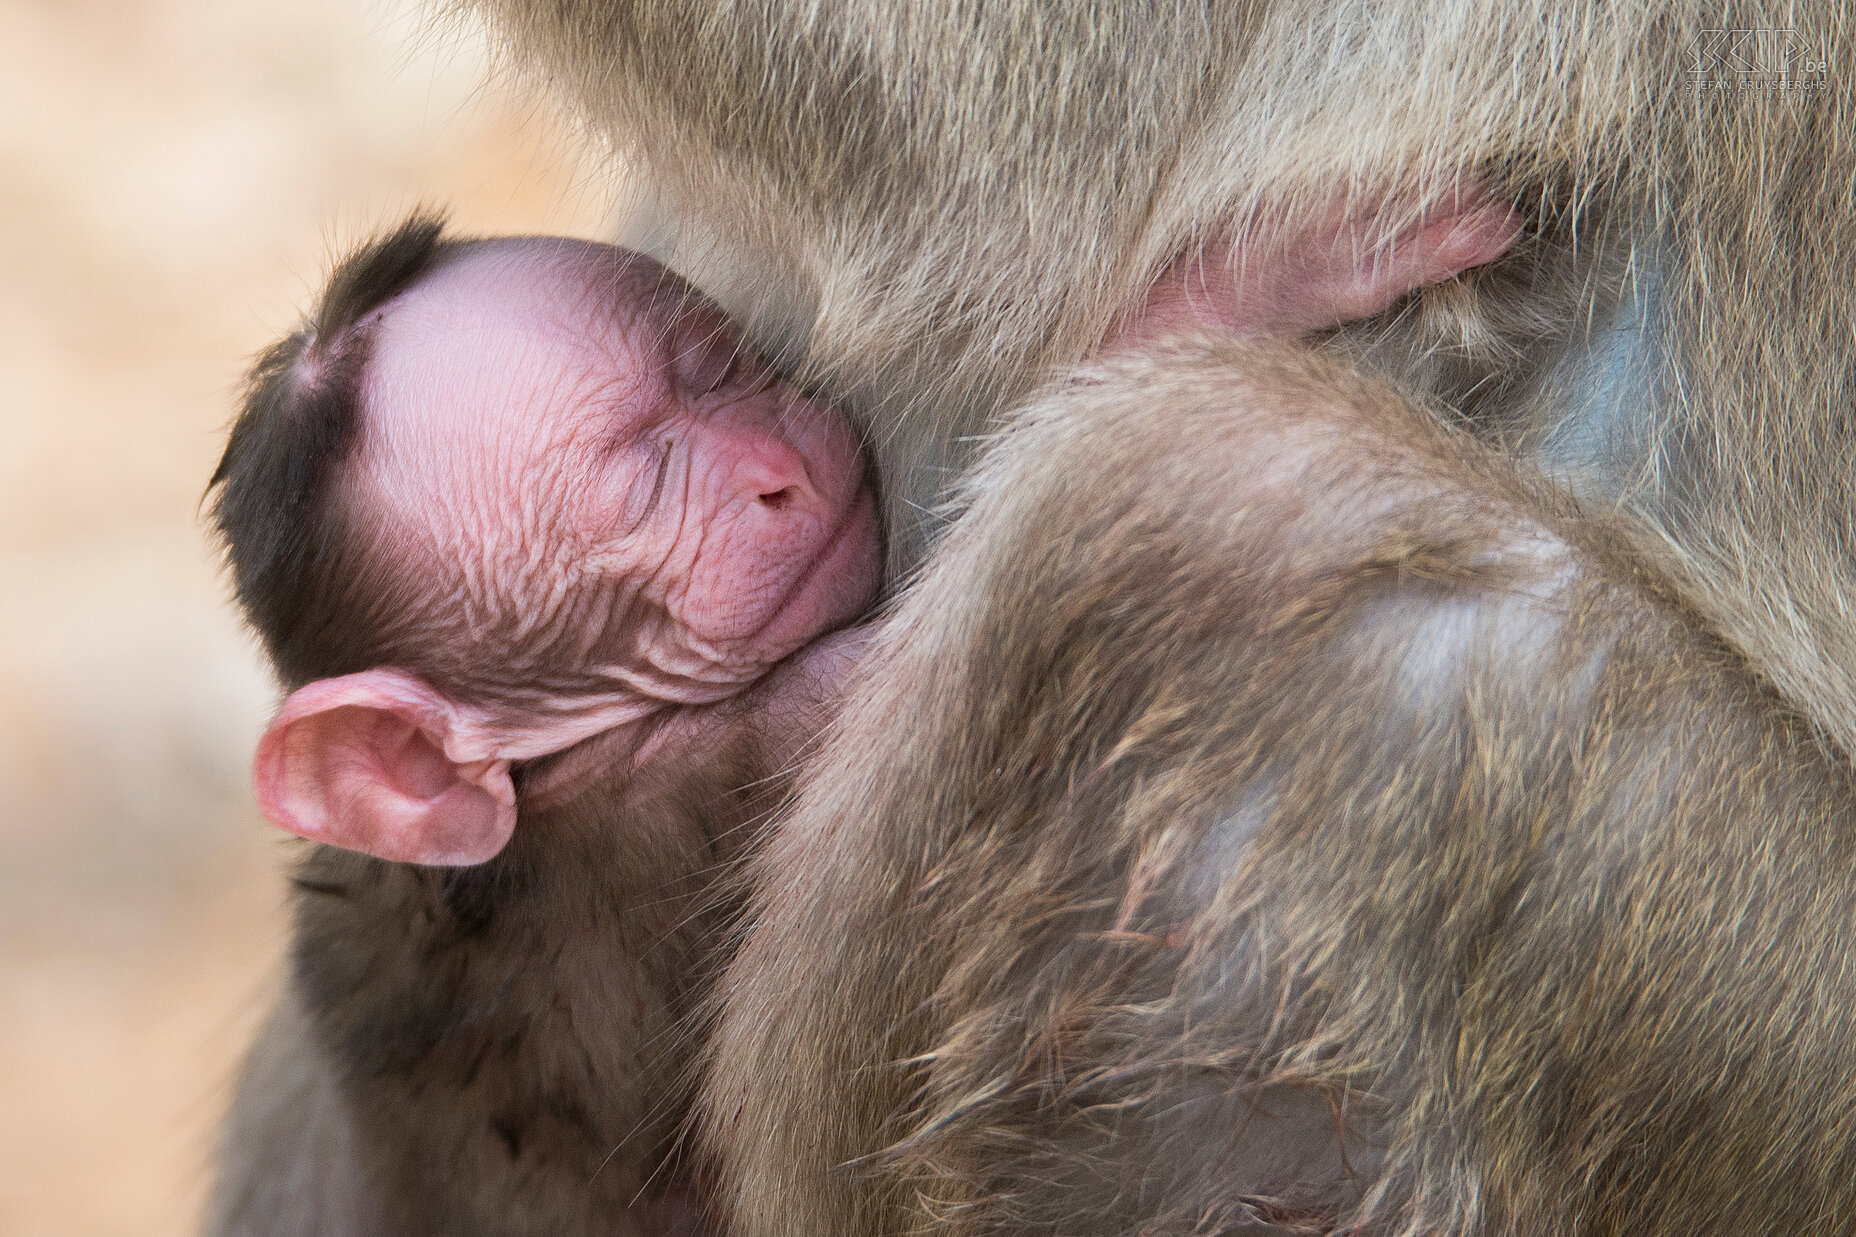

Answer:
[210,212,464,690]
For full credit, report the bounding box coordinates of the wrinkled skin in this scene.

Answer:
[361,239,880,712]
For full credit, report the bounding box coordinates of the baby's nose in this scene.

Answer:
[730,433,819,515]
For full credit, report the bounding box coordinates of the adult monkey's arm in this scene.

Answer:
[704,339,1856,1236]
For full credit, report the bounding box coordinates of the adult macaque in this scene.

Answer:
[205,216,878,1236]
[450,1,1856,1234]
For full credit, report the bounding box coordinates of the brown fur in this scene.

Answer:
[207,734,770,1237]
[701,339,1856,1235]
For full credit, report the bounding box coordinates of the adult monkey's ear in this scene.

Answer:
[254,668,516,866]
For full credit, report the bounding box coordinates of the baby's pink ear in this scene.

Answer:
[254,669,516,866]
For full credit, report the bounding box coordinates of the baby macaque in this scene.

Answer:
[206,195,1517,1237]
[208,214,879,1236]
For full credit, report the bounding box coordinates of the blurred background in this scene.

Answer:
[0,2,613,1230]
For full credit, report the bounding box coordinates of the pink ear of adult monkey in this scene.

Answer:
[254,669,517,866]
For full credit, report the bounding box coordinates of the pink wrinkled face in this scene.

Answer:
[353,239,880,718]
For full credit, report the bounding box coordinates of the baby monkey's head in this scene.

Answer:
[211,214,880,862]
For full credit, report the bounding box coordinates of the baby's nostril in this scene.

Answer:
[759,486,797,511]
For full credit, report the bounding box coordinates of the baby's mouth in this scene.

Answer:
[753,483,881,655]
